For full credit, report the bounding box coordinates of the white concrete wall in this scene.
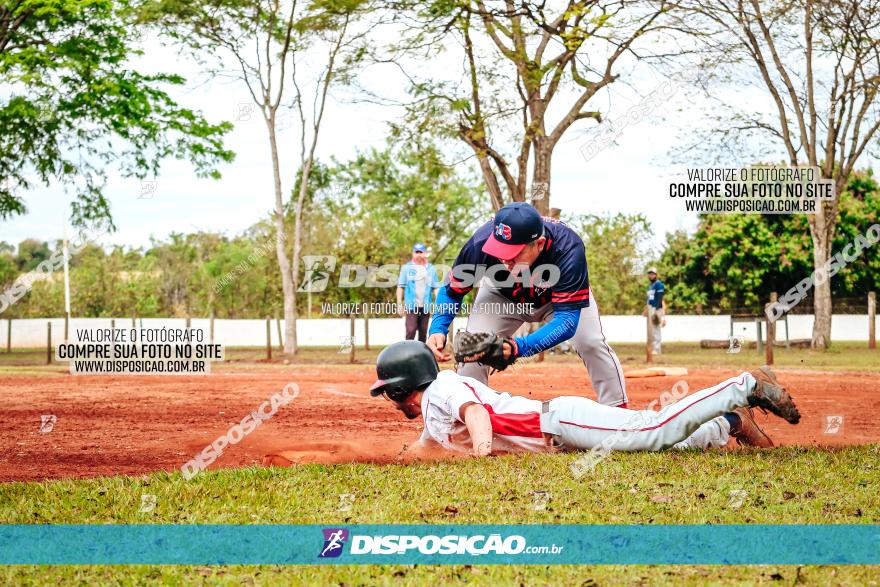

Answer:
[1,314,877,349]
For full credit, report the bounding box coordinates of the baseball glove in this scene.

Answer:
[454,332,518,371]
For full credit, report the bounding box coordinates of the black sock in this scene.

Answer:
[723,411,741,434]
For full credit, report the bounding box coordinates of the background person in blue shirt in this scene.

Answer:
[396,243,440,342]
[643,267,667,354]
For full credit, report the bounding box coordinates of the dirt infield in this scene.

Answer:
[1,366,877,482]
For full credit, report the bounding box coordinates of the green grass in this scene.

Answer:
[2,342,877,583]
[2,446,878,584]
[1,563,875,585]
[610,342,880,372]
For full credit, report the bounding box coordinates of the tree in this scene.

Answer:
[673,0,880,347]
[656,229,709,312]
[568,213,655,314]
[395,0,671,213]
[1,141,486,318]
[669,214,796,311]
[0,0,234,226]
[308,143,487,309]
[0,251,16,291]
[657,170,880,315]
[150,0,370,356]
[15,239,51,271]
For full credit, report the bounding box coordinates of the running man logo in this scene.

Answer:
[39,414,57,434]
[299,256,337,293]
[318,528,349,558]
[823,415,844,435]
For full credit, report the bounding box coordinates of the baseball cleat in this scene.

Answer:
[747,366,801,424]
[730,407,774,447]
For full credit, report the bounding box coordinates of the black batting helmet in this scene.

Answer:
[369,341,439,401]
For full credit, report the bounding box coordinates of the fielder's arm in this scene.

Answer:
[428,285,464,335]
[513,308,580,358]
[460,402,493,456]
[426,286,465,360]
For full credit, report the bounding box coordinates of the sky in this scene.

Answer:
[3,26,876,257]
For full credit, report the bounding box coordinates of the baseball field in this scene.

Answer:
[2,344,878,584]
[5,0,880,581]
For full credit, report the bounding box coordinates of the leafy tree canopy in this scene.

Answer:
[658,170,880,313]
[0,0,234,227]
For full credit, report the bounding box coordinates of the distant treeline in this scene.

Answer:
[2,166,877,319]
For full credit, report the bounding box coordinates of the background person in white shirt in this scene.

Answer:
[369,341,801,457]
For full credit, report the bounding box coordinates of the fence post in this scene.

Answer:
[6,319,10,353]
[185,316,191,329]
[755,319,763,354]
[275,312,282,351]
[111,318,115,331]
[209,312,215,342]
[646,310,654,364]
[869,292,876,350]
[765,293,776,365]
[784,314,790,349]
[46,322,52,365]
[350,314,356,364]
[364,313,370,351]
[64,314,69,342]
[266,317,272,361]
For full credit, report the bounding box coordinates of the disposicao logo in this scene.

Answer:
[350,534,526,555]
[318,528,349,558]
[318,530,561,559]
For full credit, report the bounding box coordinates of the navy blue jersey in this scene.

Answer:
[446,216,590,312]
[647,280,665,308]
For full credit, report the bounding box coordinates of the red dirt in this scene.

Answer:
[0,366,877,482]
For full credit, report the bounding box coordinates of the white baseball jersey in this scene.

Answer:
[419,370,547,453]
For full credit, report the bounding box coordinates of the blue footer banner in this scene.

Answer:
[1,525,877,565]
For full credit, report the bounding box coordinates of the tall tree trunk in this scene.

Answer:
[810,262,831,349]
[476,154,505,211]
[808,197,837,349]
[810,237,832,349]
[531,139,551,215]
[290,158,314,357]
[267,113,297,357]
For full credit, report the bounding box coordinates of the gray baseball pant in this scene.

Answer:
[457,285,628,407]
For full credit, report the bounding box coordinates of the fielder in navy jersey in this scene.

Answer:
[426,202,629,408]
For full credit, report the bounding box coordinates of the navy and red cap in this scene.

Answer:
[481,202,544,260]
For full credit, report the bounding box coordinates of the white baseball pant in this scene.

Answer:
[539,373,755,451]
[457,284,628,407]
